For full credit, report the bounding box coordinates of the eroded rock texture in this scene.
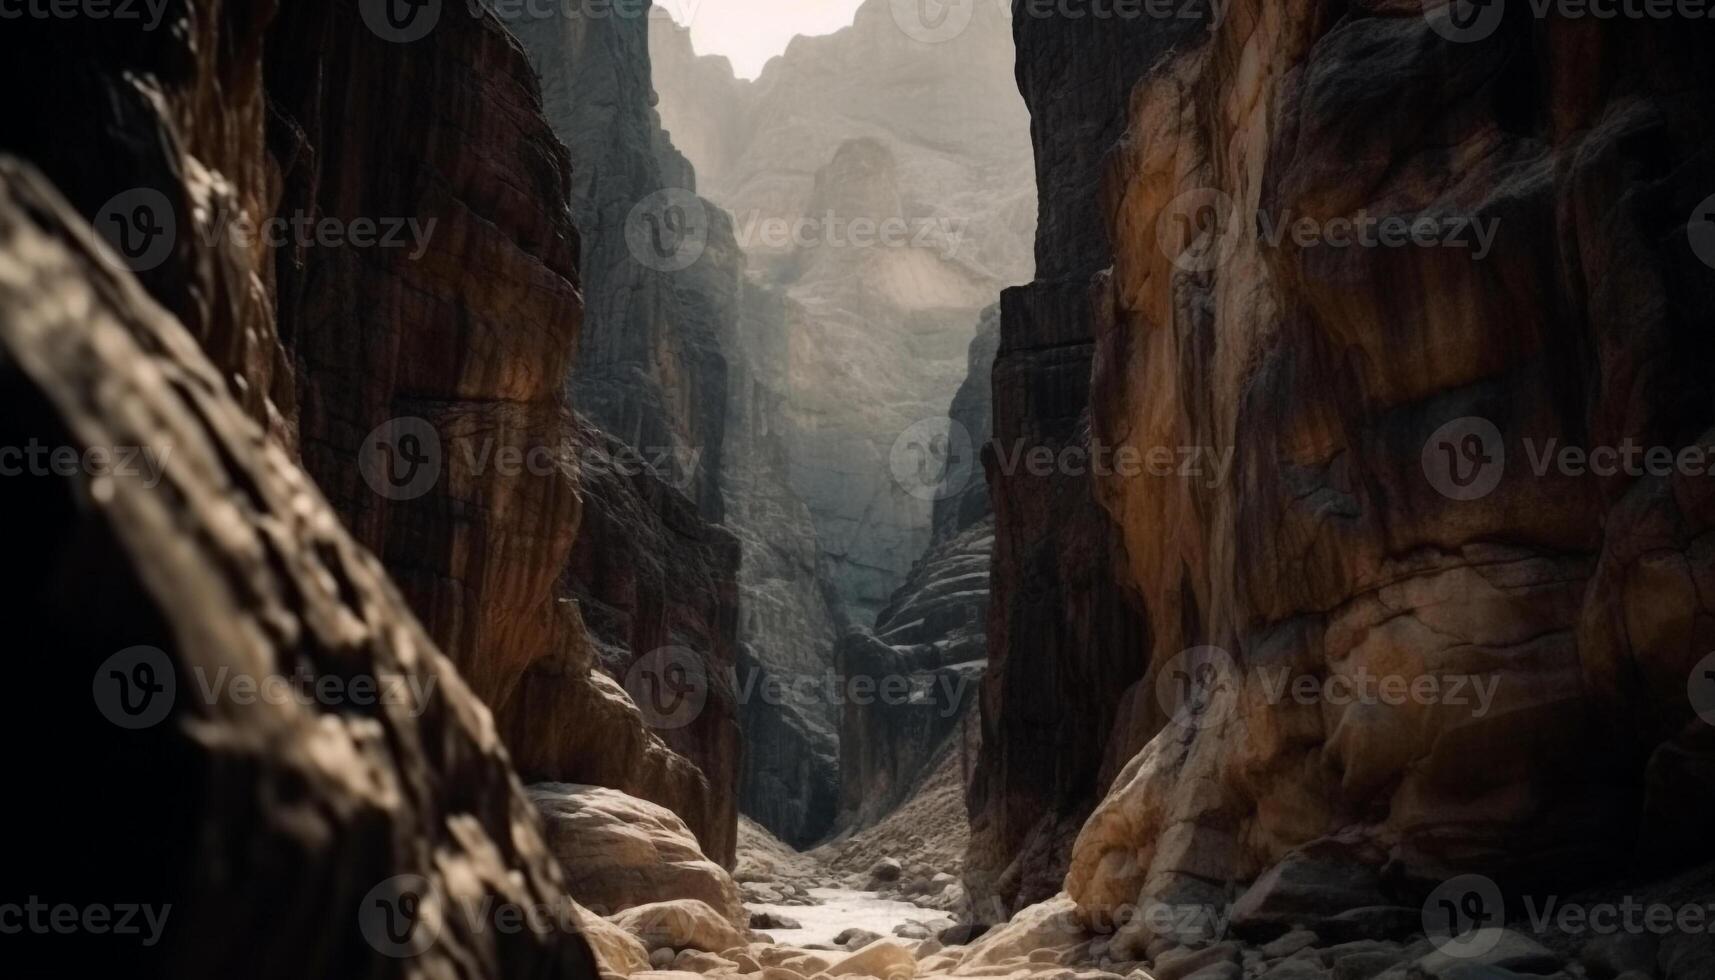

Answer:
[966,1,1205,916]
[265,0,586,718]
[725,279,845,847]
[0,1,694,972]
[0,161,597,979]
[836,307,998,834]
[502,1,728,520]
[497,1,744,865]
[651,0,1035,625]
[1063,0,1715,948]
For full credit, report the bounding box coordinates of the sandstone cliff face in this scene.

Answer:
[1060,0,1715,950]
[502,1,728,520]
[265,0,586,718]
[0,3,717,971]
[0,160,596,977]
[965,3,1205,916]
[499,2,752,864]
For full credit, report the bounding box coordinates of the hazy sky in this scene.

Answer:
[662,0,869,80]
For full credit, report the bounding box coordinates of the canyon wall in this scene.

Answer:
[0,1,603,974]
[651,1,1035,626]
[979,0,1715,957]
[965,1,1209,916]
[501,0,746,866]
[835,306,998,833]
[723,277,846,847]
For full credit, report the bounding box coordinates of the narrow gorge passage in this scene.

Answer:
[4,2,1715,980]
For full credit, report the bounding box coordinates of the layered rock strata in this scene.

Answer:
[965,0,1207,916]
[0,160,598,979]
[1052,0,1715,956]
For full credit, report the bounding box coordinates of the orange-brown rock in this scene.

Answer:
[1067,0,1715,935]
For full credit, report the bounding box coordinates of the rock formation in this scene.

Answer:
[500,0,757,864]
[0,160,597,977]
[966,0,1715,959]
[651,0,1035,625]
[649,0,1035,849]
[964,1,1206,914]
[834,307,997,833]
[529,783,747,925]
[0,0,717,969]
[723,279,844,848]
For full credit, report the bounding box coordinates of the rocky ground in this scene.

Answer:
[536,779,1713,980]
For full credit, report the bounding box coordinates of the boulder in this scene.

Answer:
[610,901,749,954]
[530,784,745,925]
[826,940,919,980]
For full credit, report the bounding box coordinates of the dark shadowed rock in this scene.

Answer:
[0,160,598,980]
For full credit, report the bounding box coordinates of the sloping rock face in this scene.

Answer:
[509,0,843,849]
[725,279,844,848]
[1066,0,1715,938]
[501,1,728,520]
[833,304,997,837]
[528,783,746,925]
[966,2,1206,917]
[0,1,700,973]
[651,0,1036,625]
[0,162,596,978]
[556,420,742,864]
[264,0,585,717]
[500,1,747,864]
